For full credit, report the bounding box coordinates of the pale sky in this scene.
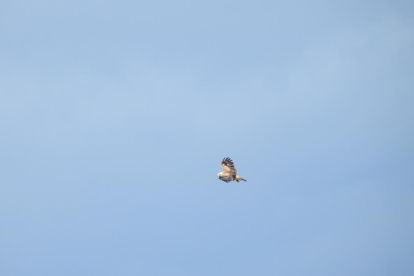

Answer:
[1,1,414,276]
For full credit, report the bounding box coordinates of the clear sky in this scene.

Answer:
[1,1,414,275]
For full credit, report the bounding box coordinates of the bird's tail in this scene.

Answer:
[235,176,247,182]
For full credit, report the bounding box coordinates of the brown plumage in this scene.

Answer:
[217,157,247,183]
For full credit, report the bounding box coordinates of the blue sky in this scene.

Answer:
[1,1,414,275]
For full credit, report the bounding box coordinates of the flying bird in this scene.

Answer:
[217,157,247,183]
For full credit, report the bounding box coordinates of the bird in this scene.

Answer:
[217,157,247,183]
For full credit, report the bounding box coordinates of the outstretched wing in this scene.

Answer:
[221,157,237,174]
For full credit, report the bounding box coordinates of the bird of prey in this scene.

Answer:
[217,157,247,183]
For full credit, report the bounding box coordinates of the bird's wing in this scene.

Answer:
[221,157,237,174]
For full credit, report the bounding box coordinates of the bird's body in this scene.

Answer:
[217,157,247,182]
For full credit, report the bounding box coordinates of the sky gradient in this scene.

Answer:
[1,1,414,275]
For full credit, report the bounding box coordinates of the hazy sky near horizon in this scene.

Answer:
[1,1,414,275]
